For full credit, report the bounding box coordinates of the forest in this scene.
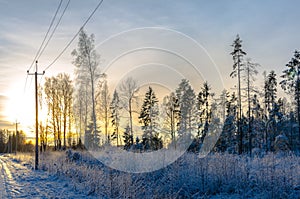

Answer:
[1,30,300,157]
[40,30,300,156]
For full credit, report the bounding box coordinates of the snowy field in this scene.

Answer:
[1,151,300,198]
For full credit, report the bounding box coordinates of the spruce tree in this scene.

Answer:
[139,87,160,150]
[265,71,277,114]
[280,50,300,149]
[176,79,196,137]
[196,82,213,142]
[110,90,121,146]
[264,70,278,151]
[123,125,133,150]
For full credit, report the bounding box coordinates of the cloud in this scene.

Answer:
[0,95,8,111]
[0,120,12,129]
[0,95,11,129]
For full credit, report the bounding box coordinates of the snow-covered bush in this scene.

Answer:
[274,134,290,152]
[15,151,300,198]
[66,149,81,162]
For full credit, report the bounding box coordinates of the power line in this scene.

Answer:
[28,75,34,91]
[43,0,104,72]
[27,0,63,72]
[23,74,29,94]
[37,0,71,61]
[39,73,45,87]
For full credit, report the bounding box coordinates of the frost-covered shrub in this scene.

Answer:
[15,151,300,198]
[66,149,81,162]
[275,134,290,152]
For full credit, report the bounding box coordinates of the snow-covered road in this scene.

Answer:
[0,155,94,199]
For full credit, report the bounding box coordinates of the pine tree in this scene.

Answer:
[230,34,247,154]
[139,87,160,150]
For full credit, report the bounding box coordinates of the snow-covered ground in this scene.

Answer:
[1,151,300,198]
[0,154,96,198]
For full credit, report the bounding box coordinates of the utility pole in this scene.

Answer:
[15,120,20,155]
[27,60,44,170]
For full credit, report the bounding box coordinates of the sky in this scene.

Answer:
[0,0,300,133]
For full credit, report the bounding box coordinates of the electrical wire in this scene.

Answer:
[23,74,29,94]
[37,0,71,61]
[27,0,63,72]
[39,73,45,87]
[43,0,104,72]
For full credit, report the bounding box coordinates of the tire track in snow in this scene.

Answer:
[0,155,96,198]
[0,156,12,198]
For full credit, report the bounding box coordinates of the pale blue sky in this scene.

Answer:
[0,0,299,129]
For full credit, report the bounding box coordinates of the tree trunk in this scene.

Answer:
[297,76,300,150]
[237,57,243,154]
[63,114,67,149]
[129,99,133,139]
[91,77,97,143]
[247,67,252,156]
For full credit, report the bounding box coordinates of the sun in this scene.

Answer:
[4,79,47,137]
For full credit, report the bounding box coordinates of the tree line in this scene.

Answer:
[38,30,300,154]
[0,129,32,153]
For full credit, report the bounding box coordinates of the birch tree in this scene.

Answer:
[72,29,101,147]
[97,74,111,143]
[118,77,139,137]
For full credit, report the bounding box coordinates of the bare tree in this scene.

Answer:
[243,58,259,155]
[44,76,60,149]
[44,73,74,149]
[59,73,73,148]
[118,77,139,137]
[163,92,180,145]
[73,80,88,146]
[96,74,111,143]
